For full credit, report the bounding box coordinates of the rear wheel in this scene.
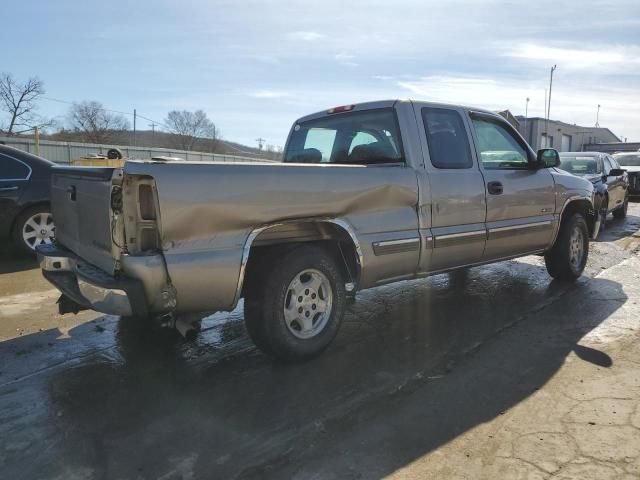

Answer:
[13,205,55,256]
[244,245,346,361]
[613,194,628,219]
[544,213,589,281]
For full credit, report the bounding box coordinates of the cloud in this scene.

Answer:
[334,52,358,67]
[395,74,640,139]
[505,43,640,71]
[287,31,325,42]
[248,90,291,99]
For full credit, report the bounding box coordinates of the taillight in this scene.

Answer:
[327,104,355,114]
[137,182,159,251]
[138,184,156,220]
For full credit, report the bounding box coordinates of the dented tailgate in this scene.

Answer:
[51,166,120,274]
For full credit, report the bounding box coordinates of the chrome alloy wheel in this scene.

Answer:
[283,268,333,339]
[22,212,55,250]
[569,225,584,268]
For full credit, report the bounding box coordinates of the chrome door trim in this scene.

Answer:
[372,237,420,256]
[487,220,552,240]
[433,230,486,248]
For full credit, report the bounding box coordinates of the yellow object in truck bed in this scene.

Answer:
[71,158,125,167]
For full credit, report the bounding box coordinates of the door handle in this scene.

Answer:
[487,181,503,195]
[0,186,18,192]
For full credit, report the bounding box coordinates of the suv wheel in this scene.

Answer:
[612,194,628,219]
[244,245,346,361]
[544,213,589,281]
[13,205,55,256]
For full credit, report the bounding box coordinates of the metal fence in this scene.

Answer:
[0,136,274,164]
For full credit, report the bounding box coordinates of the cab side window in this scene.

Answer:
[471,118,530,169]
[0,155,30,180]
[603,156,613,175]
[422,108,473,169]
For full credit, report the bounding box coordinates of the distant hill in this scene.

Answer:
[43,129,282,160]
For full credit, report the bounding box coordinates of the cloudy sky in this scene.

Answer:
[2,0,639,147]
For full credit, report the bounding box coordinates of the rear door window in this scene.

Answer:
[0,155,30,180]
[421,108,473,169]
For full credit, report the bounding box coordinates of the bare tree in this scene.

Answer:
[164,110,218,151]
[68,101,130,144]
[0,73,48,134]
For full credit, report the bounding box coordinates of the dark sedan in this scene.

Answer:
[558,151,629,223]
[613,152,640,197]
[0,145,55,255]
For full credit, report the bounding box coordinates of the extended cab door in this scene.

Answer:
[468,112,556,260]
[415,105,487,272]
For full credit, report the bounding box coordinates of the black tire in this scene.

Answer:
[244,245,346,361]
[613,194,628,219]
[12,204,55,256]
[598,195,608,232]
[243,266,276,357]
[544,213,589,281]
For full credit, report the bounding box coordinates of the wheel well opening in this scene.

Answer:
[241,222,360,298]
[562,199,595,233]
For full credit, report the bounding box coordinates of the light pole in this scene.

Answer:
[524,97,530,143]
[545,65,557,148]
[596,104,601,127]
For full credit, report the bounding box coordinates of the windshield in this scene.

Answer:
[613,153,640,166]
[284,109,403,165]
[558,155,601,175]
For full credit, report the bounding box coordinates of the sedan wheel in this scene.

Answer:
[13,206,55,255]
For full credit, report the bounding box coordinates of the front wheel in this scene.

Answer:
[544,213,589,281]
[244,245,346,361]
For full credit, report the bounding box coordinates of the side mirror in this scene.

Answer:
[537,148,560,168]
[608,168,625,177]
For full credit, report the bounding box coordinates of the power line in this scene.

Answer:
[41,96,169,130]
[39,95,271,155]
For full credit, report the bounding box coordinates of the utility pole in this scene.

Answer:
[133,109,137,146]
[34,126,40,156]
[524,97,530,143]
[148,122,158,144]
[543,88,548,148]
[595,104,601,127]
[255,137,266,150]
[547,65,557,122]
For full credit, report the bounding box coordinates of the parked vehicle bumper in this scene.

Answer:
[37,243,148,317]
[627,172,640,197]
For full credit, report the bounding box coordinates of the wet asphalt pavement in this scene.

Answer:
[1,205,640,479]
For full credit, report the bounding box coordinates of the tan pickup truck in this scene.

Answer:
[38,100,598,361]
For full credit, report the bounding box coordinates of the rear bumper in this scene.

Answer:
[37,243,148,317]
